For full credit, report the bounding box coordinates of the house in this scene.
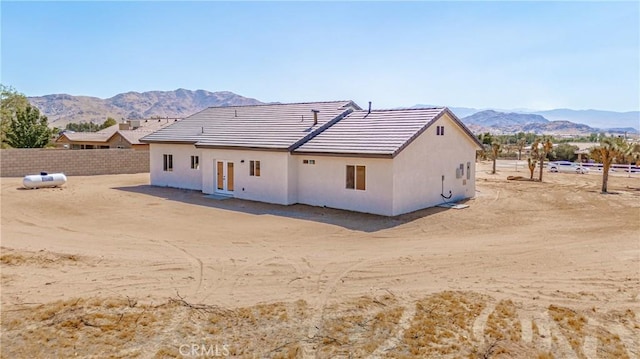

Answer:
[56,119,177,150]
[140,101,483,216]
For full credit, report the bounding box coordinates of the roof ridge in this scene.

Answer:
[205,100,354,109]
[353,107,446,112]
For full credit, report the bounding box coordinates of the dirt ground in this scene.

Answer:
[1,160,639,358]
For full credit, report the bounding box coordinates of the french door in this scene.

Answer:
[215,160,234,194]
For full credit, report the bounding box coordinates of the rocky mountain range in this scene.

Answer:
[28,89,262,127]
[27,89,638,135]
[459,110,607,135]
[414,104,638,135]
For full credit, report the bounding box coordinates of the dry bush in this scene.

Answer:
[484,299,522,343]
[387,291,488,357]
[593,326,629,359]
[548,304,587,358]
[0,247,83,267]
[315,294,403,358]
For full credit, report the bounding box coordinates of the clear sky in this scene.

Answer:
[1,1,639,112]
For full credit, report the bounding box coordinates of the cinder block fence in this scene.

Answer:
[0,149,149,177]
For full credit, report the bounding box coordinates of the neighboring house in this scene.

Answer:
[56,119,177,150]
[140,101,483,216]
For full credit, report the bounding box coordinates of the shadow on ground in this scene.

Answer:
[112,185,460,232]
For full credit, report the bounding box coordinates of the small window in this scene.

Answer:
[250,160,260,177]
[163,154,173,172]
[436,125,445,136]
[346,165,366,190]
[303,159,309,164]
[303,159,316,165]
[346,165,355,189]
[356,165,366,190]
[191,155,200,169]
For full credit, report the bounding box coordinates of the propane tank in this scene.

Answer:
[23,172,67,189]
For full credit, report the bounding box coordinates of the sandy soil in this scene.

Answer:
[1,161,639,358]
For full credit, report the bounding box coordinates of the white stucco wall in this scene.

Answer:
[392,113,478,215]
[199,149,293,205]
[149,143,203,190]
[296,155,394,216]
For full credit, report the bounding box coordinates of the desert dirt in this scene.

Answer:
[1,160,639,358]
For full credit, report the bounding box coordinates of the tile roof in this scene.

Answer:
[58,125,119,142]
[56,120,174,145]
[117,119,177,145]
[293,108,482,157]
[139,101,359,150]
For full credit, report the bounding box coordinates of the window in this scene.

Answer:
[163,154,173,172]
[250,160,260,176]
[436,125,445,136]
[346,165,366,190]
[191,155,200,169]
[303,159,315,165]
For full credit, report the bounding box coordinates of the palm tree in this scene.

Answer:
[589,137,625,193]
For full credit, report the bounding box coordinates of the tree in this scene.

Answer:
[537,137,553,182]
[516,138,526,160]
[6,104,52,148]
[490,141,501,174]
[589,137,625,193]
[102,117,117,129]
[1,85,29,147]
[549,143,578,162]
[527,157,537,180]
[65,117,118,132]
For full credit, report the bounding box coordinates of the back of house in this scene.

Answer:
[140,101,482,216]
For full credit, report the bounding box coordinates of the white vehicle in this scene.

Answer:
[548,161,589,174]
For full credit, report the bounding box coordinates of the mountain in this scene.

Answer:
[529,109,639,130]
[28,89,263,127]
[413,104,639,133]
[460,110,608,135]
[462,110,548,127]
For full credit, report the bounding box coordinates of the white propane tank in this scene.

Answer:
[23,172,67,189]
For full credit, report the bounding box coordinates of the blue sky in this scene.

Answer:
[1,1,639,112]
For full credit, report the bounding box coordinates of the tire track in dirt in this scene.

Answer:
[608,323,639,359]
[472,300,496,344]
[161,240,203,297]
[368,297,415,358]
[301,256,387,358]
[545,311,579,359]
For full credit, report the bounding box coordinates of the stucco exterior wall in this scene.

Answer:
[149,143,202,190]
[296,155,394,216]
[199,149,293,205]
[392,113,478,215]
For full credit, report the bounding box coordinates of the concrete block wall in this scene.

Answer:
[0,149,150,177]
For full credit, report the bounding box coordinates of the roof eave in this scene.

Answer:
[194,144,289,152]
[292,151,393,159]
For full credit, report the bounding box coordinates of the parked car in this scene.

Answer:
[548,161,589,174]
